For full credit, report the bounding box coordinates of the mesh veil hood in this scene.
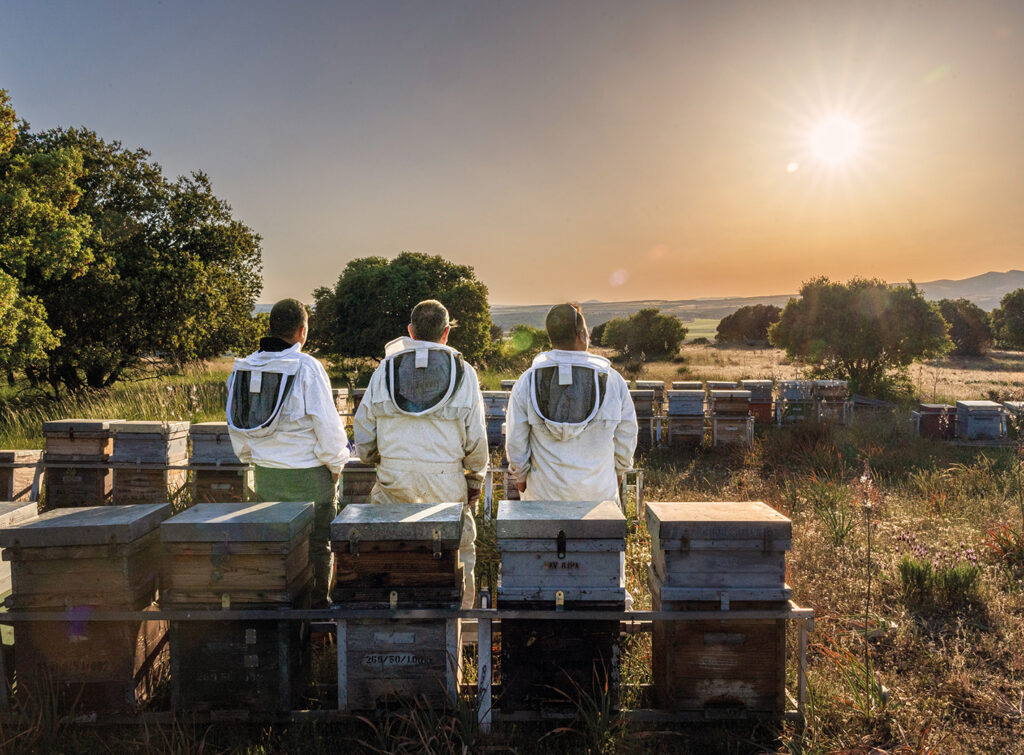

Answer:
[382,337,465,415]
[527,351,611,440]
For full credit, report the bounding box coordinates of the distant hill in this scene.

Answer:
[490,269,1024,332]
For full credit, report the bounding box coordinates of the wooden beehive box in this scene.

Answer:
[918,404,957,440]
[672,381,704,390]
[956,400,1006,441]
[497,500,626,710]
[813,379,848,401]
[332,387,351,414]
[111,420,190,505]
[482,390,510,447]
[712,416,754,446]
[629,389,658,418]
[43,419,122,507]
[635,380,665,405]
[778,380,813,402]
[739,380,773,403]
[646,501,792,714]
[330,502,464,606]
[0,504,171,609]
[0,449,43,503]
[161,501,314,607]
[709,389,752,417]
[0,500,38,595]
[500,379,516,391]
[340,457,376,505]
[646,502,791,600]
[190,422,247,503]
[331,502,463,711]
[497,500,626,605]
[352,388,367,415]
[667,390,705,417]
[0,504,171,711]
[665,417,705,446]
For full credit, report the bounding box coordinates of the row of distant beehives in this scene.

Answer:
[913,400,1024,444]
[0,497,804,719]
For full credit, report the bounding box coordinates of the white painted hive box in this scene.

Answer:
[646,501,791,602]
[496,500,626,602]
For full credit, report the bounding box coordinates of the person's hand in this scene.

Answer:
[467,489,481,505]
[516,481,527,493]
[332,472,340,484]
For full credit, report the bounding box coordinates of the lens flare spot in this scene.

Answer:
[648,244,669,260]
[787,162,799,173]
[609,269,629,287]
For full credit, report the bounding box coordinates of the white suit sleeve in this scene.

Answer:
[461,369,489,494]
[353,369,382,465]
[612,376,638,475]
[308,361,350,475]
[505,375,532,484]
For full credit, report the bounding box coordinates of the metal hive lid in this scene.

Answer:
[189,421,231,435]
[110,420,190,436]
[496,500,626,539]
[160,502,314,542]
[0,503,172,548]
[330,502,463,543]
[0,501,39,529]
[645,501,791,546]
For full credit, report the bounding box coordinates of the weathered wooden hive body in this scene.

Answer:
[161,501,314,711]
[332,387,351,422]
[0,504,171,710]
[482,390,510,448]
[776,381,814,423]
[665,390,706,446]
[331,502,463,710]
[111,421,189,505]
[500,379,516,391]
[740,380,774,423]
[189,421,247,503]
[0,500,38,594]
[340,457,376,505]
[0,449,43,503]
[1005,402,1024,439]
[42,419,122,507]
[813,380,850,422]
[630,389,658,449]
[917,404,957,440]
[497,500,626,710]
[956,400,1006,441]
[710,391,753,446]
[351,388,367,415]
[646,501,792,714]
[635,380,665,407]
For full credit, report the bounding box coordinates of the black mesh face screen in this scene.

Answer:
[533,366,607,423]
[229,371,293,429]
[390,350,461,413]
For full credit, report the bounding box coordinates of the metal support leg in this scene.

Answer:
[484,470,493,518]
[797,618,808,721]
[635,470,644,520]
[336,619,347,711]
[478,591,492,735]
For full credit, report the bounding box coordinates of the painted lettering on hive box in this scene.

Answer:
[362,653,431,670]
[543,561,580,569]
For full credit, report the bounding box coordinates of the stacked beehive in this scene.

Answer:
[0,500,38,595]
[497,500,626,709]
[709,390,753,447]
[0,504,171,710]
[0,450,43,503]
[706,380,738,390]
[813,380,851,423]
[43,419,122,507]
[635,380,665,406]
[161,502,314,711]
[500,379,516,391]
[482,390,510,448]
[916,404,957,440]
[111,421,189,505]
[630,389,659,449]
[740,380,774,423]
[351,388,367,416]
[190,421,247,503]
[330,503,464,710]
[956,401,1006,441]
[340,457,376,505]
[664,390,706,446]
[646,501,792,715]
[776,381,814,424]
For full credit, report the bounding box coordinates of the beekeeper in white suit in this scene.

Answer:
[506,302,637,503]
[354,300,488,608]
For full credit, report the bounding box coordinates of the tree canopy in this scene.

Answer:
[0,90,263,394]
[601,308,687,360]
[992,288,1024,350]
[309,252,496,364]
[715,304,782,344]
[937,298,993,356]
[769,277,951,395]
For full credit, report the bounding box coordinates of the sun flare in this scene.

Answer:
[810,116,863,164]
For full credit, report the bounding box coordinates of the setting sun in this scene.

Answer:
[810,116,863,164]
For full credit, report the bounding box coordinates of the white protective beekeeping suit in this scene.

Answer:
[505,349,637,502]
[354,336,488,607]
[226,343,349,473]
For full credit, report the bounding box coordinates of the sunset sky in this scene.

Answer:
[5,1,1023,305]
